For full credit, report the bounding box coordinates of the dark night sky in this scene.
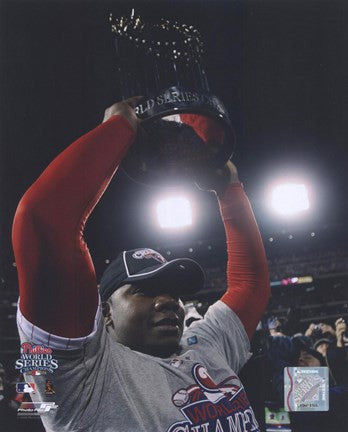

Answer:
[1,0,347,274]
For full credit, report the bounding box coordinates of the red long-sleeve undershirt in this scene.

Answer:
[12,115,269,340]
[219,185,270,338]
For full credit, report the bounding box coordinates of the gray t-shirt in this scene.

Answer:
[17,300,259,432]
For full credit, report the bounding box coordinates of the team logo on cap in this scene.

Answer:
[132,249,166,264]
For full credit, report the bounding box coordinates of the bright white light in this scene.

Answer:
[156,196,192,228]
[271,183,309,216]
[291,277,299,283]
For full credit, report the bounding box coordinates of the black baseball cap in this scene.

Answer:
[99,248,205,302]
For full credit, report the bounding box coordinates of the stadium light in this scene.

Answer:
[271,183,309,216]
[156,196,192,228]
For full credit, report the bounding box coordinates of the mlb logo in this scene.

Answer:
[30,370,46,376]
[16,382,35,393]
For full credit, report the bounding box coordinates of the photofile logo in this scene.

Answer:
[18,402,58,416]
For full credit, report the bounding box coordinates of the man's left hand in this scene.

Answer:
[194,160,239,196]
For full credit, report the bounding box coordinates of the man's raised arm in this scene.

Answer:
[196,161,269,339]
[12,99,139,338]
[217,163,270,339]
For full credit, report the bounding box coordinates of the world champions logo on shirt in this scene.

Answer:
[168,364,260,432]
[15,343,59,374]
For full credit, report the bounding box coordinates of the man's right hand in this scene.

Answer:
[304,323,316,337]
[103,97,142,132]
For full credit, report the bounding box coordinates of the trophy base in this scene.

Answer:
[121,113,235,188]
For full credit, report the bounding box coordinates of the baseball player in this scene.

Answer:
[13,98,270,431]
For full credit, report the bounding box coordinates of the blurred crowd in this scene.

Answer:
[239,316,348,432]
[204,247,348,288]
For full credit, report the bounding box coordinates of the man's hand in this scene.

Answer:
[195,160,240,196]
[335,318,347,348]
[103,97,142,132]
[305,323,316,337]
[320,323,336,336]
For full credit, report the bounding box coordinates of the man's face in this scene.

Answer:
[297,350,321,367]
[315,342,329,357]
[106,281,185,358]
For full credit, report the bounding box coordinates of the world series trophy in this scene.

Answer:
[109,10,236,186]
